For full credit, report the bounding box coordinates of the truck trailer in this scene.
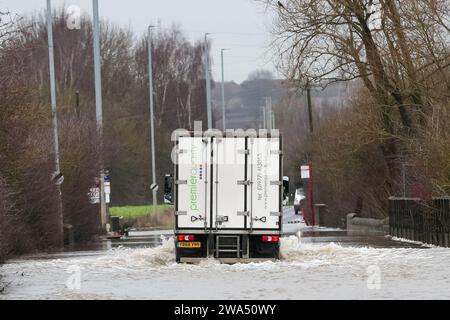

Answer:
[167,131,285,263]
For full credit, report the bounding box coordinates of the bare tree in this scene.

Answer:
[0,6,210,250]
[134,24,207,129]
[263,0,450,186]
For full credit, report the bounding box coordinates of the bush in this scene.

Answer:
[59,111,102,241]
[0,176,13,263]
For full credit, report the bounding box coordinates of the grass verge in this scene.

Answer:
[109,204,174,229]
[109,205,172,219]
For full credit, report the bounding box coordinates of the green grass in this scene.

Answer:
[109,204,172,219]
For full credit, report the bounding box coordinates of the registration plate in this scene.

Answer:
[178,242,201,248]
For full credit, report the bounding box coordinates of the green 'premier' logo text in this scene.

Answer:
[190,144,199,212]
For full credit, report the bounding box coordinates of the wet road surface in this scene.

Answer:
[1,207,449,300]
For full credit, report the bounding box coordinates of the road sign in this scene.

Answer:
[105,181,111,204]
[88,187,100,204]
[51,171,64,185]
[105,181,111,194]
[301,165,310,179]
[151,183,159,192]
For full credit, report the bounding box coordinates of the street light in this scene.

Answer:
[204,33,212,129]
[220,48,230,131]
[148,25,158,214]
[46,0,64,246]
[92,0,107,230]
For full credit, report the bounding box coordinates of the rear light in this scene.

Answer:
[262,235,279,242]
[177,235,195,241]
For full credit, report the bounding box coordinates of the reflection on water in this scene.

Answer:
[10,230,173,262]
[1,223,449,300]
[299,229,427,248]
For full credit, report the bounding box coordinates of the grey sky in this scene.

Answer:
[0,0,278,83]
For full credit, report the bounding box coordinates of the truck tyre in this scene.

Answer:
[274,243,281,259]
[175,245,181,263]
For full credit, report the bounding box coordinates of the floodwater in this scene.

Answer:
[1,208,450,300]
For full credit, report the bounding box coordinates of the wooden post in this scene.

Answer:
[309,162,315,226]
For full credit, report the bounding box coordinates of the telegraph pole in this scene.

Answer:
[93,0,107,230]
[402,163,407,197]
[306,82,314,134]
[220,48,229,131]
[46,0,64,246]
[204,33,212,129]
[305,81,315,225]
[148,26,158,213]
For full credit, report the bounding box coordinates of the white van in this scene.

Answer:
[167,131,284,263]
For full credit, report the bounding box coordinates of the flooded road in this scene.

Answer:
[2,208,450,300]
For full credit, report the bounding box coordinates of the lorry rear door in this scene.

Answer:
[247,137,281,230]
[175,136,210,230]
[211,136,247,230]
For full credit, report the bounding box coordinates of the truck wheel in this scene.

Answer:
[175,245,181,263]
[274,243,281,259]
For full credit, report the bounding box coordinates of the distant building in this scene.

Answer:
[211,78,354,130]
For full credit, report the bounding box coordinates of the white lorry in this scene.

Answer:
[166,131,286,263]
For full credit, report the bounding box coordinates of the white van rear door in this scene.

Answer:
[211,136,247,230]
[247,137,281,230]
[176,136,210,229]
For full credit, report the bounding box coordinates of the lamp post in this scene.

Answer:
[92,0,107,230]
[204,33,212,129]
[46,0,64,246]
[148,25,158,214]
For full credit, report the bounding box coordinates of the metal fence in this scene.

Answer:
[389,197,450,247]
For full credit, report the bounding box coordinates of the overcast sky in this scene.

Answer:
[0,0,278,83]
